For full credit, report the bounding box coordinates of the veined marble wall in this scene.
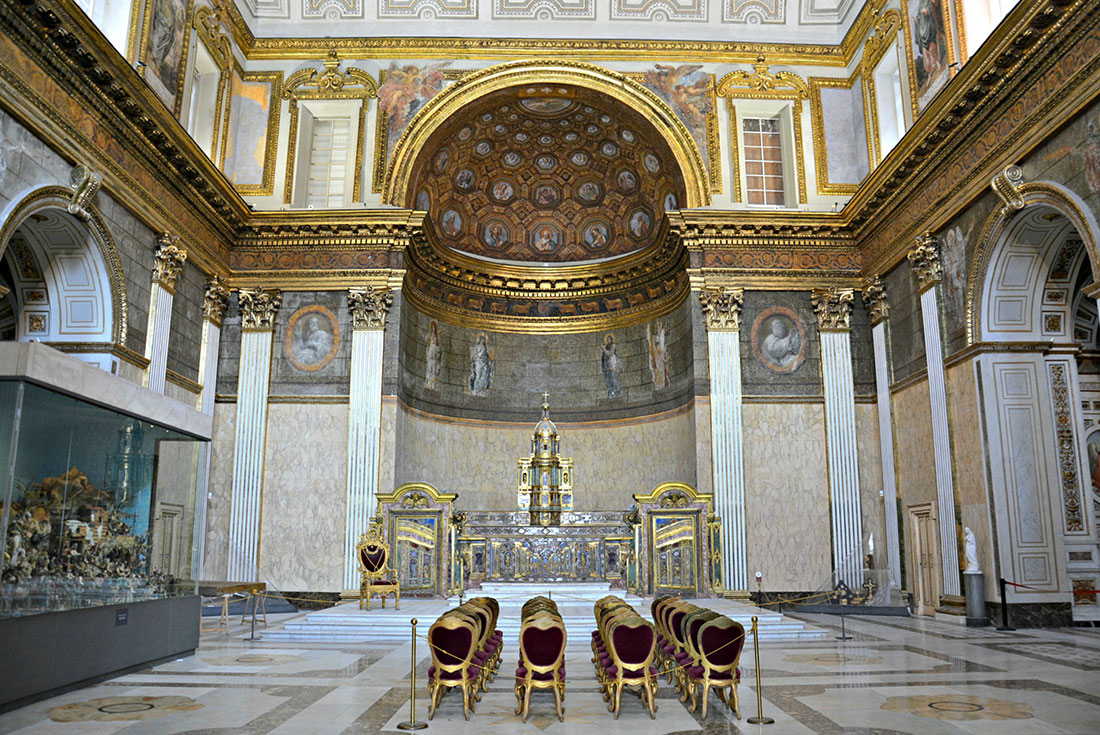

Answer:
[259,402,348,590]
[892,377,937,589]
[391,402,699,511]
[742,401,831,590]
[856,401,887,570]
[202,400,236,580]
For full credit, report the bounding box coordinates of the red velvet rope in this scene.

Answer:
[1004,579,1100,595]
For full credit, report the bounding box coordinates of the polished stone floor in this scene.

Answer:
[3,607,1100,734]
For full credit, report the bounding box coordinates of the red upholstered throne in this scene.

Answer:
[357,521,400,610]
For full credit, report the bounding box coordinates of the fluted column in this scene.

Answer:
[813,287,864,586]
[863,278,902,588]
[700,286,746,593]
[343,286,393,591]
[143,234,186,393]
[192,276,229,574]
[227,288,281,582]
[908,233,961,597]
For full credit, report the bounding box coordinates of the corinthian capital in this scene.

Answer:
[238,288,281,330]
[153,233,187,292]
[862,277,889,325]
[348,286,393,330]
[907,232,942,292]
[698,286,744,331]
[203,275,230,326]
[811,287,854,331]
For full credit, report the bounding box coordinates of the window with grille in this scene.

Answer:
[742,117,785,206]
[305,117,351,208]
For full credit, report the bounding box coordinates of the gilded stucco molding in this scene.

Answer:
[908,232,942,292]
[811,287,854,331]
[153,233,188,292]
[809,73,864,196]
[862,276,889,325]
[699,287,744,331]
[348,286,393,330]
[66,164,101,222]
[204,275,230,326]
[717,54,810,99]
[237,288,281,330]
[991,164,1026,215]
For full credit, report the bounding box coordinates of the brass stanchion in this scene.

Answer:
[397,618,428,731]
[746,616,774,725]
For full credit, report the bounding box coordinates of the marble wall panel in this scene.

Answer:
[202,401,235,580]
[378,396,398,501]
[884,261,926,384]
[166,259,205,384]
[694,397,713,495]
[892,379,937,510]
[947,357,998,593]
[215,292,241,396]
[856,402,887,568]
[259,402,348,590]
[393,403,700,511]
[742,402,831,590]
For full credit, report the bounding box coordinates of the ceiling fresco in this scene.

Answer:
[407,84,687,263]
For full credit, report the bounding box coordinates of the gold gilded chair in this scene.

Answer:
[357,522,400,610]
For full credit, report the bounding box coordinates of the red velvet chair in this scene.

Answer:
[682,615,745,719]
[427,613,480,720]
[514,612,567,722]
[356,523,399,610]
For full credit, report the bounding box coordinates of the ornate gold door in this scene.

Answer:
[391,512,440,595]
[650,513,699,595]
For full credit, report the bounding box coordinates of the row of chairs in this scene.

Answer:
[514,596,567,723]
[427,597,503,720]
[590,595,659,719]
[653,596,746,719]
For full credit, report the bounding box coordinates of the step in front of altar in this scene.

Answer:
[260,584,828,642]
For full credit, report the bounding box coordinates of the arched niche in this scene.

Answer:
[0,187,128,371]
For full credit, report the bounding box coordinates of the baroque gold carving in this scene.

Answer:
[347,286,393,330]
[153,233,187,292]
[811,287,854,331]
[991,165,1026,214]
[204,275,230,326]
[908,232,942,292]
[717,55,810,99]
[67,164,101,222]
[699,287,744,331]
[192,5,232,71]
[862,276,889,325]
[238,288,281,330]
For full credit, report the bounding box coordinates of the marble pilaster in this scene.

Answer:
[143,234,186,394]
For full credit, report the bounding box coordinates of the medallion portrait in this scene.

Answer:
[533,184,560,208]
[519,97,574,115]
[751,306,807,375]
[503,151,522,167]
[432,150,449,173]
[620,129,636,143]
[285,305,340,372]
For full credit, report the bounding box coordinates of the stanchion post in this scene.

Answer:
[996,578,1015,631]
[397,618,428,730]
[836,610,852,641]
[249,592,257,641]
[746,616,774,725]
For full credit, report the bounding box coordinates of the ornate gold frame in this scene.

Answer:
[222,70,284,196]
[281,52,378,205]
[899,0,958,118]
[858,7,904,166]
[190,5,233,159]
[138,0,196,118]
[382,60,710,209]
[716,58,809,205]
[808,73,864,196]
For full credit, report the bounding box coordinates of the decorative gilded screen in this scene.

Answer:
[391,513,439,594]
[650,514,699,595]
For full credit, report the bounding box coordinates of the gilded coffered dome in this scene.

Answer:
[406,84,686,264]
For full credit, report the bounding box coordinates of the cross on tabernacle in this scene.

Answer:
[542,391,550,403]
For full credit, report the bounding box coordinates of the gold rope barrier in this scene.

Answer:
[745,616,774,725]
[397,618,428,730]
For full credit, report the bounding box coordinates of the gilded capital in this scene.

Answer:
[907,232,942,292]
[203,275,230,326]
[811,287,854,331]
[152,234,187,292]
[862,277,889,325]
[698,287,744,331]
[348,286,393,330]
[238,288,281,331]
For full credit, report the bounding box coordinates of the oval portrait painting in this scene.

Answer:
[285,305,340,372]
[751,306,807,375]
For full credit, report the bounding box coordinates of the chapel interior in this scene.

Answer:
[2,0,1100,732]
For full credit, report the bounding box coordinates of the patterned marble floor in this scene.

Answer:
[3,609,1100,734]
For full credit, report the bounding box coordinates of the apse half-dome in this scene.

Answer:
[406,84,687,264]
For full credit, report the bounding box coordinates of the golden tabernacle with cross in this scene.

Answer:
[516,397,573,526]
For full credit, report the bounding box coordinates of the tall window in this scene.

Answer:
[742,117,785,206]
[305,118,351,208]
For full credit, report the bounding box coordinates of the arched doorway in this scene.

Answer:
[0,189,127,373]
[973,198,1100,623]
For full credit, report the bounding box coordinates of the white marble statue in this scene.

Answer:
[964,526,981,573]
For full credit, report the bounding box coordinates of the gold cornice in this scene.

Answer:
[166,369,203,394]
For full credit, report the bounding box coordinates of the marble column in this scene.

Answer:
[699,286,746,593]
[908,234,961,598]
[863,278,902,588]
[227,288,281,582]
[343,286,393,591]
[192,276,229,575]
[143,234,187,394]
[813,287,864,587]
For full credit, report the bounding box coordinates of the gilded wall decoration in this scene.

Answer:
[140,0,192,113]
[492,0,594,20]
[612,0,706,22]
[374,61,452,191]
[1048,362,1086,533]
[284,304,341,371]
[641,65,720,190]
[404,85,685,262]
[379,0,475,17]
[1086,118,1100,195]
[901,0,955,115]
[751,306,806,374]
[224,71,283,195]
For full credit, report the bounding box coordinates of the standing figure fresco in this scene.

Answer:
[647,321,670,390]
[469,332,494,396]
[601,334,623,399]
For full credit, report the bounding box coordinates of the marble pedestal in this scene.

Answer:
[964,571,989,627]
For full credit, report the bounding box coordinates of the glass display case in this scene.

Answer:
[0,380,206,618]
